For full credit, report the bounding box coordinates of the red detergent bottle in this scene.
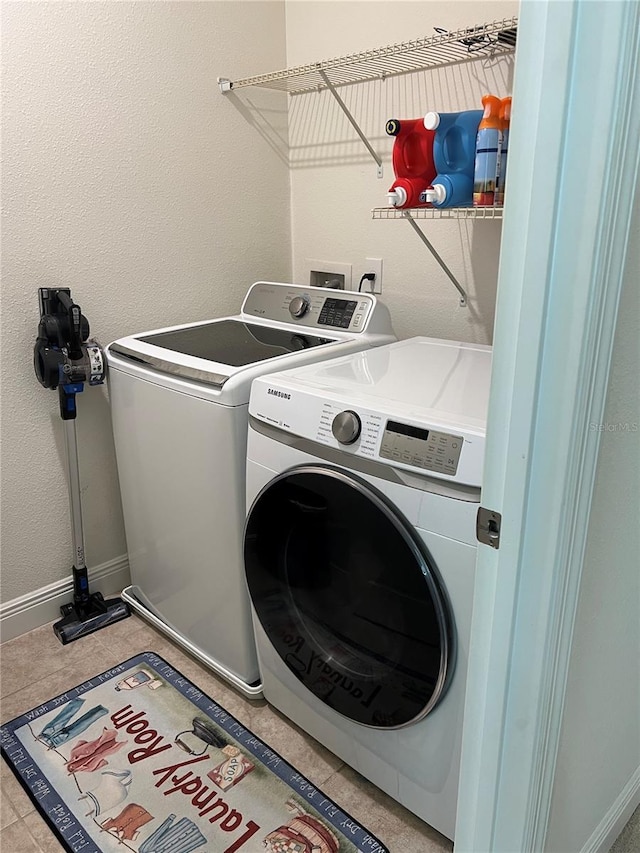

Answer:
[473,94,503,206]
[385,117,436,209]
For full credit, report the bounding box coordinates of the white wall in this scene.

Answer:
[545,197,640,851]
[285,0,518,342]
[1,1,290,604]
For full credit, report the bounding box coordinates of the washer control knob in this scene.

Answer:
[289,295,311,319]
[332,410,362,445]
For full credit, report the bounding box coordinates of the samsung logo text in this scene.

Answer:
[267,389,291,400]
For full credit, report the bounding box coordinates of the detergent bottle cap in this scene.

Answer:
[385,118,401,136]
[424,112,440,130]
[422,184,447,205]
[387,186,407,207]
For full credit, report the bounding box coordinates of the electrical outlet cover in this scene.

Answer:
[364,258,383,293]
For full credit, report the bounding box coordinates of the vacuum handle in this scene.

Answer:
[57,291,84,360]
[63,417,87,573]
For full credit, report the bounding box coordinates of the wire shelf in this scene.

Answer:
[219,17,517,95]
[372,206,504,221]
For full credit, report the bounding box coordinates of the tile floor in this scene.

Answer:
[2,615,638,853]
[1,613,453,852]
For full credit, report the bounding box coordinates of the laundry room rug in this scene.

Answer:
[1,652,388,853]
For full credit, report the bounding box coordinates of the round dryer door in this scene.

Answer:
[244,465,455,729]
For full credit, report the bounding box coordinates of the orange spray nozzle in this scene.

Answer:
[500,96,512,126]
[479,95,503,129]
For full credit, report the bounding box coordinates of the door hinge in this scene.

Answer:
[476,507,502,549]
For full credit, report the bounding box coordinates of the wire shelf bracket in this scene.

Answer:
[218,66,385,177]
[318,70,383,177]
[371,205,504,306]
[402,212,468,306]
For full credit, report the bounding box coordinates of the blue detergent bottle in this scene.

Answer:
[421,109,483,208]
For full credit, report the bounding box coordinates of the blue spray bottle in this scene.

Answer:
[494,96,512,206]
[473,95,503,206]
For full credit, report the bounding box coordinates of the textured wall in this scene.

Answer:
[286,0,518,343]
[1,1,290,602]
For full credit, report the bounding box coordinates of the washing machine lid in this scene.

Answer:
[106,282,396,401]
[110,319,336,387]
[135,320,334,365]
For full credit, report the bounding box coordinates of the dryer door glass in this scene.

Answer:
[244,466,454,728]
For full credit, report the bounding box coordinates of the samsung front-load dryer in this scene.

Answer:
[106,282,395,698]
[243,336,492,839]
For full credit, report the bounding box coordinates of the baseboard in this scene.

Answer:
[0,555,131,642]
[581,766,640,853]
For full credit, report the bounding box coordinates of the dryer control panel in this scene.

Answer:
[379,420,463,477]
[250,381,485,488]
[328,409,463,476]
[248,336,489,489]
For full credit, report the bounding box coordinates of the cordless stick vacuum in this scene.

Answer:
[34,288,130,643]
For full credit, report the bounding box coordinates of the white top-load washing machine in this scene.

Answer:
[106,282,395,698]
[243,336,492,839]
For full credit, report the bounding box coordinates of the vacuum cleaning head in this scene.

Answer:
[54,594,130,644]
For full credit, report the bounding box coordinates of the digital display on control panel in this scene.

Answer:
[318,298,358,329]
[386,420,430,441]
[380,419,463,476]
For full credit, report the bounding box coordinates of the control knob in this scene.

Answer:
[332,410,361,445]
[289,295,311,319]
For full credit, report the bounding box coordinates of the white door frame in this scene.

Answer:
[455,2,640,851]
